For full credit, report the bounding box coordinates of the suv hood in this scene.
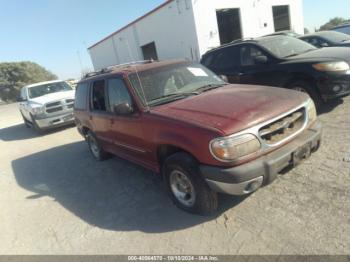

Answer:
[285,47,350,63]
[29,90,75,105]
[152,85,308,135]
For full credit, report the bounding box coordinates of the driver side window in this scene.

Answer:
[107,78,133,113]
[240,46,264,66]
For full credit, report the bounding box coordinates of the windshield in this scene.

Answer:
[319,31,350,43]
[258,36,317,58]
[128,63,225,106]
[28,82,73,99]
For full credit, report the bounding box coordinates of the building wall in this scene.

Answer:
[192,0,304,56]
[89,0,304,70]
[89,0,200,70]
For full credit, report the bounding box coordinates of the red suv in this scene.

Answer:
[74,60,322,214]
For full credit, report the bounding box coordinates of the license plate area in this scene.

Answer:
[292,142,312,166]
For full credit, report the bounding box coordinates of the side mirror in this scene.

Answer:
[219,75,228,82]
[254,55,268,64]
[113,102,134,116]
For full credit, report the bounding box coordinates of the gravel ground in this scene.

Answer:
[0,98,349,255]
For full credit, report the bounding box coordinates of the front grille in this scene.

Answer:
[66,99,74,103]
[46,101,61,108]
[67,104,74,109]
[46,106,63,113]
[259,109,306,145]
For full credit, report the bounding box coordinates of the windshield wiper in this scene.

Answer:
[195,83,228,93]
[284,53,299,58]
[148,92,199,106]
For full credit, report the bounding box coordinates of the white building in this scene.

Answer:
[88,0,304,70]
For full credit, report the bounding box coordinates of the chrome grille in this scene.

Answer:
[259,109,306,145]
[45,99,74,114]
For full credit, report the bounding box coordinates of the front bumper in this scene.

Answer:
[318,72,350,100]
[200,121,322,196]
[34,112,75,129]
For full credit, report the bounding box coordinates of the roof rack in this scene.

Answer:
[83,59,155,79]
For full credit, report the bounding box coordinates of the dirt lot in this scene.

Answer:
[0,98,349,255]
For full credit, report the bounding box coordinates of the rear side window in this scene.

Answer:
[91,80,107,111]
[204,47,239,70]
[107,78,132,113]
[216,47,240,69]
[74,83,89,110]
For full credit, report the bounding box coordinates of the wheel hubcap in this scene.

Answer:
[169,170,196,207]
[89,136,100,158]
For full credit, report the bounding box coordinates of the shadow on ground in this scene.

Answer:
[0,123,75,141]
[12,141,247,233]
[318,98,344,115]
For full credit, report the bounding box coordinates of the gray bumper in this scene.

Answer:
[200,121,322,196]
[35,112,75,129]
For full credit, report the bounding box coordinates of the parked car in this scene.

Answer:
[299,31,350,48]
[201,35,350,108]
[332,23,350,35]
[74,60,322,214]
[18,80,75,131]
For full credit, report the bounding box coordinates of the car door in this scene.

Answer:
[105,77,149,167]
[89,79,111,148]
[237,44,282,86]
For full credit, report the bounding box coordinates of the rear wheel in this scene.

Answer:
[289,80,322,111]
[163,152,218,215]
[86,131,110,161]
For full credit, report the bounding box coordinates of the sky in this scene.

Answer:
[0,0,349,80]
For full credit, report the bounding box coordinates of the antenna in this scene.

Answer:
[121,37,150,112]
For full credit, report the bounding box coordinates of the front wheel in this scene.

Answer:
[289,80,322,111]
[163,152,218,215]
[86,131,110,161]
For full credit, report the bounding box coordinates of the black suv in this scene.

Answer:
[201,35,350,108]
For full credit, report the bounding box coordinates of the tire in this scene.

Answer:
[30,114,43,133]
[163,152,218,215]
[86,131,110,161]
[20,112,31,128]
[288,80,322,111]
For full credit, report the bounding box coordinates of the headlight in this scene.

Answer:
[32,106,45,115]
[312,61,350,72]
[306,99,317,124]
[210,134,261,162]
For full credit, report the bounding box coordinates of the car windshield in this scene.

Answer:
[28,82,72,99]
[128,63,226,106]
[318,31,350,43]
[258,36,317,58]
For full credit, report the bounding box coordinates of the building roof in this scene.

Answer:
[88,0,174,50]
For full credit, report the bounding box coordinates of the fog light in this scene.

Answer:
[332,85,342,92]
[244,181,261,193]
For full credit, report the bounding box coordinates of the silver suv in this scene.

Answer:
[18,80,75,131]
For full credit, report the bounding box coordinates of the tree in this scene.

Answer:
[0,62,57,102]
[318,17,349,31]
